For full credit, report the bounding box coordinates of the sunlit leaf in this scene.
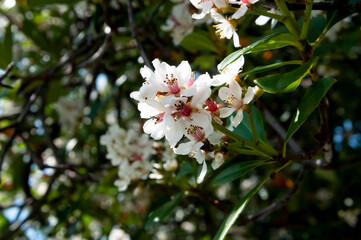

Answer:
[218,33,298,71]
[254,57,318,93]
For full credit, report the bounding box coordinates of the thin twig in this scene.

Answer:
[0,62,15,88]
[126,0,153,69]
[239,164,308,225]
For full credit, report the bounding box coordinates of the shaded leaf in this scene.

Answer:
[284,78,336,147]
[145,192,184,229]
[213,176,269,240]
[28,0,81,7]
[213,159,269,186]
[233,106,267,142]
[176,161,193,181]
[254,57,318,94]
[180,32,219,53]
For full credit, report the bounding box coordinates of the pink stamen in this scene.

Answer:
[167,80,180,94]
[174,101,192,116]
[205,98,218,112]
[187,125,205,142]
[154,112,165,123]
[133,154,142,161]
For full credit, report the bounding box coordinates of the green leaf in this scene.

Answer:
[254,57,318,94]
[233,106,267,142]
[176,161,193,181]
[180,32,219,53]
[307,15,326,43]
[145,192,184,229]
[239,60,302,78]
[213,160,269,186]
[21,18,57,54]
[284,78,336,148]
[28,0,81,7]
[0,25,13,69]
[213,176,269,240]
[218,33,298,71]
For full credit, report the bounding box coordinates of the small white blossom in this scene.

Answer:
[190,0,228,19]
[211,10,240,47]
[212,56,244,86]
[109,228,131,240]
[162,3,194,45]
[218,80,256,128]
[55,96,84,134]
[230,0,259,19]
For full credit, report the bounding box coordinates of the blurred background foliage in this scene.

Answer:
[0,0,360,239]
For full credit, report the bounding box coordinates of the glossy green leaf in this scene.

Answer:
[218,33,298,71]
[213,160,269,186]
[145,192,184,229]
[254,57,318,94]
[180,32,219,53]
[284,78,336,148]
[307,15,326,43]
[213,176,269,240]
[233,106,267,142]
[239,60,302,78]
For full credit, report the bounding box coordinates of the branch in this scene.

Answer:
[239,163,308,225]
[126,0,153,70]
[0,62,15,88]
[263,0,361,13]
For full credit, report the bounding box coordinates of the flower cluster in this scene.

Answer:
[161,1,196,45]
[55,96,84,134]
[131,58,256,181]
[189,0,259,47]
[100,125,154,191]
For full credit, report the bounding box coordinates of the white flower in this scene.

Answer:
[218,80,256,128]
[255,8,278,28]
[211,152,225,169]
[190,0,228,19]
[212,56,244,86]
[109,228,131,240]
[55,96,83,134]
[211,10,240,47]
[230,0,259,19]
[162,3,194,45]
[131,59,195,102]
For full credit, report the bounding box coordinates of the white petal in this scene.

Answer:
[174,141,194,155]
[213,0,228,9]
[197,160,207,184]
[229,79,243,99]
[130,91,140,101]
[210,11,225,22]
[176,61,192,86]
[255,15,270,26]
[225,56,244,75]
[232,5,248,19]
[219,107,235,118]
[218,86,231,102]
[211,74,227,86]
[208,131,224,145]
[233,31,241,47]
[244,86,256,104]
[231,110,244,128]
[192,12,206,19]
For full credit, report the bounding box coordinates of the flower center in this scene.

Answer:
[187,125,205,142]
[205,98,218,112]
[153,112,165,124]
[174,101,192,116]
[164,73,181,94]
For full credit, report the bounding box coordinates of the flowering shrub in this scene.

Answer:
[0,0,360,239]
